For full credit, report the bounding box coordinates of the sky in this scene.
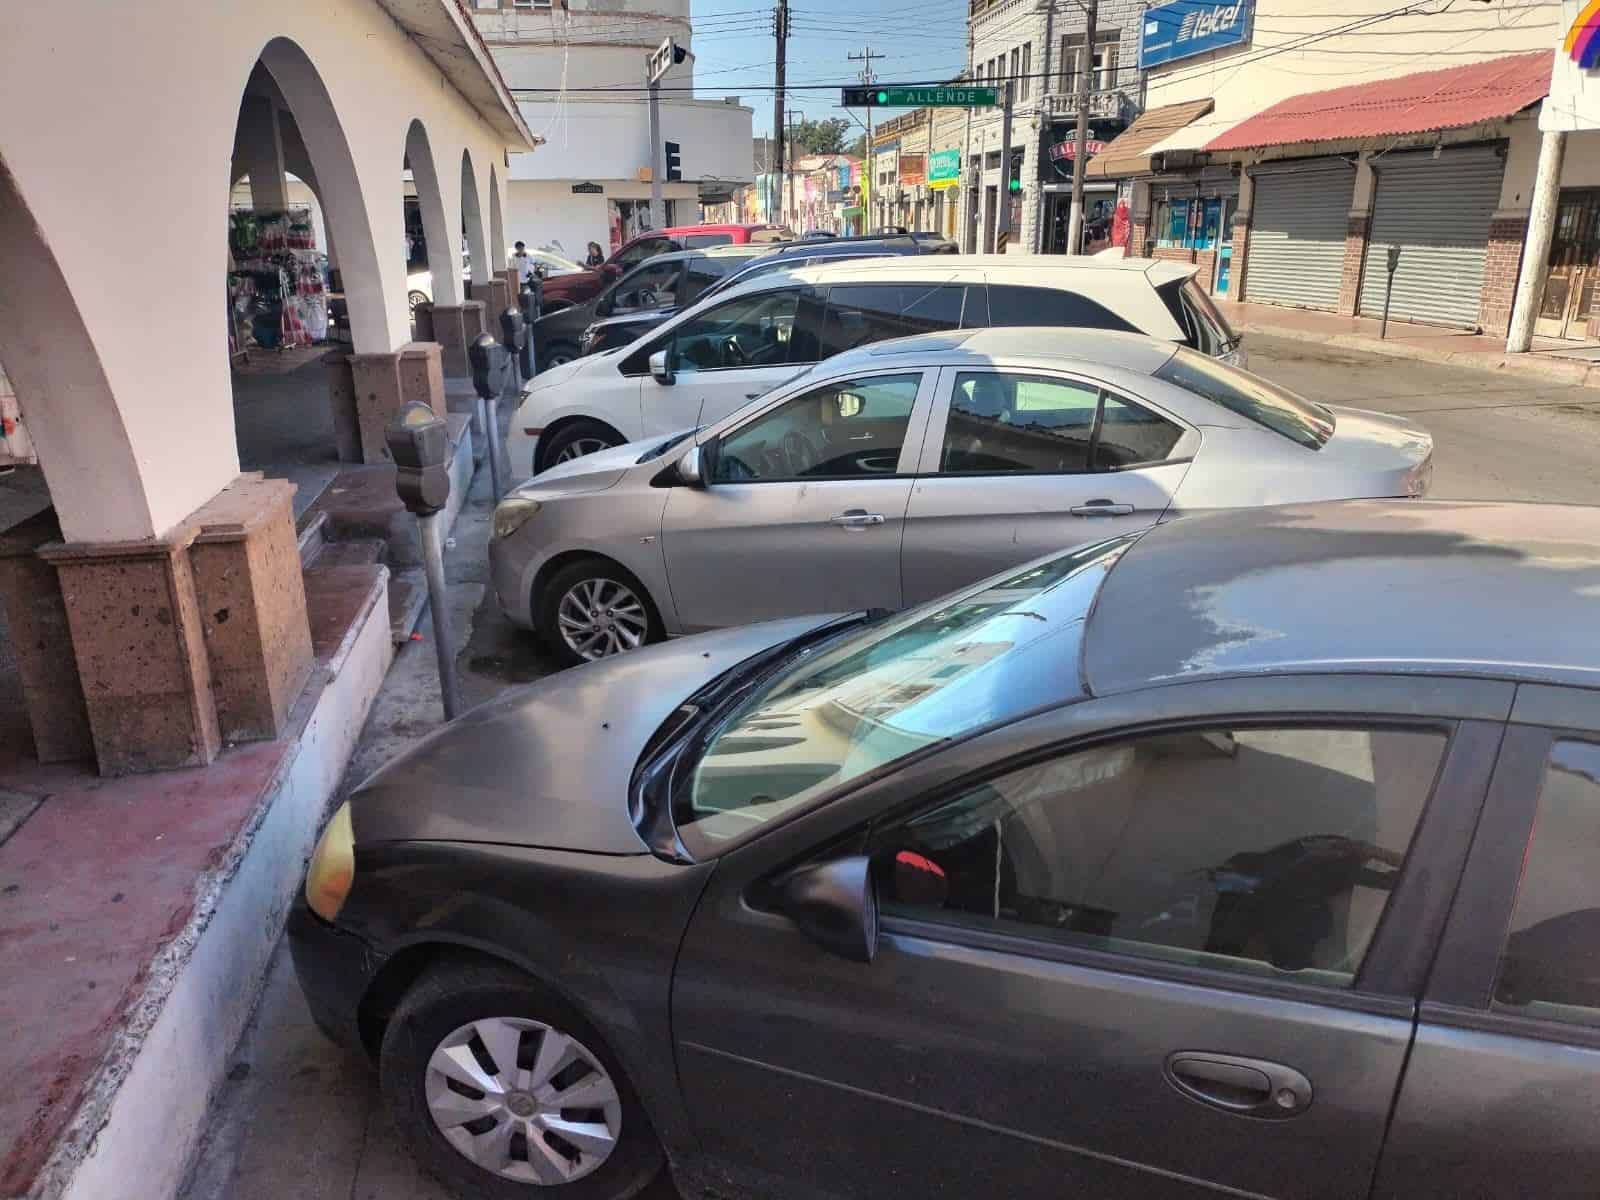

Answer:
[689,0,970,139]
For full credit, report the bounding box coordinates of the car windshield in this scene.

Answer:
[638,428,698,463]
[677,536,1139,855]
[1155,349,1335,450]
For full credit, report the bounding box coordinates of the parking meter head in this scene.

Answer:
[387,401,451,516]
[499,308,526,351]
[468,333,499,400]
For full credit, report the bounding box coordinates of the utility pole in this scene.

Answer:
[1068,0,1099,255]
[773,0,789,225]
[849,46,882,232]
[786,108,803,229]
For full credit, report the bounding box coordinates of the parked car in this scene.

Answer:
[537,223,793,313]
[491,326,1431,665]
[506,255,1245,476]
[292,498,1600,1200]
[531,246,769,370]
[573,235,960,361]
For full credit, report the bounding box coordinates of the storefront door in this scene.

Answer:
[1537,189,1600,341]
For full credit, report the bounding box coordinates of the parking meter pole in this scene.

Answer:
[469,332,506,504]
[387,401,457,722]
[485,393,504,502]
[418,512,462,720]
[1380,245,1401,340]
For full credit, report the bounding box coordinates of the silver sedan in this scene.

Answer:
[489,327,1434,666]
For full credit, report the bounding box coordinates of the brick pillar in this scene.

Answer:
[472,279,511,316]
[1337,212,1371,316]
[1480,210,1529,337]
[500,268,519,300]
[189,475,313,744]
[0,509,93,763]
[322,350,361,463]
[431,301,487,377]
[349,341,447,462]
[41,531,221,775]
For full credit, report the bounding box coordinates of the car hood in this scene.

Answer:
[507,436,660,495]
[526,354,590,395]
[541,268,601,297]
[348,616,838,853]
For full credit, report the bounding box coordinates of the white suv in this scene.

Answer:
[506,255,1242,477]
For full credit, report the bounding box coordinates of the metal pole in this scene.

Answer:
[996,81,1013,253]
[774,0,788,226]
[1068,0,1098,255]
[417,512,462,720]
[1381,256,1398,340]
[647,76,665,230]
[484,391,504,502]
[1507,128,1568,353]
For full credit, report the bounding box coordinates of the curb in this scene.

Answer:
[1241,321,1600,391]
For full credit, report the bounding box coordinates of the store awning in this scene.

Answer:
[1206,51,1551,152]
[1084,99,1215,179]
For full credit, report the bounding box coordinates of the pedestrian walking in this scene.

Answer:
[584,240,605,268]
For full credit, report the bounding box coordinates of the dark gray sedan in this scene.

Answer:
[291,499,1600,1200]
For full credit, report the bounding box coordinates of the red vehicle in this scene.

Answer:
[538,223,792,310]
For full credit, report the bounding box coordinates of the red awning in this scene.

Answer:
[1205,51,1552,152]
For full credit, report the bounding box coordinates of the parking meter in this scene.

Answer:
[467,332,506,503]
[1380,245,1402,339]
[499,308,527,385]
[387,401,451,516]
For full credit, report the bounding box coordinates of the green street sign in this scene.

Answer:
[928,147,962,187]
[841,85,999,108]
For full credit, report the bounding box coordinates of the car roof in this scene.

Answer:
[789,254,1196,286]
[821,326,1181,375]
[1083,500,1600,695]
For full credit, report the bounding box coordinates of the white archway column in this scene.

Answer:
[237,96,291,211]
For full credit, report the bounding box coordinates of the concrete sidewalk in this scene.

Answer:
[1218,300,1600,390]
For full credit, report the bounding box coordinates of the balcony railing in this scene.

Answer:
[1043,89,1132,121]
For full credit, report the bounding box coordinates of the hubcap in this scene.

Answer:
[555,578,649,660]
[424,1017,622,1186]
[552,436,610,463]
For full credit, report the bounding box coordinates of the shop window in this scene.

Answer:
[1155,198,1191,249]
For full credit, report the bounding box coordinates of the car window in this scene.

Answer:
[678,536,1139,855]
[1494,740,1600,1026]
[615,237,669,271]
[610,259,681,311]
[750,227,793,243]
[1155,349,1334,450]
[685,233,735,249]
[1097,394,1185,467]
[941,373,1099,474]
[670,288,801,373]
[713,373,921,484]
[984,284,1140,334]
[680,256,748,304]
[872,725,1446,987]
[819,284,968,357]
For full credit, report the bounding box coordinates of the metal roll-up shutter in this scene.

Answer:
[1359,146,1504,328]
[1245,163,1355,310]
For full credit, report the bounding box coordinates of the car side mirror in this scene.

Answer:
[649,348,676,386]
[775,855,878,963]
[676,444,705,487]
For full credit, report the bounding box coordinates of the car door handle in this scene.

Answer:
[1069,500,1135,517]
[830,510,885,529]
[1164,1052,1313,1120]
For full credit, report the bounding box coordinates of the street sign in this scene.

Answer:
[647,37,690,84]
[841,85,998,108]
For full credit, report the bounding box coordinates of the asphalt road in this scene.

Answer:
[181,337,1600,1200]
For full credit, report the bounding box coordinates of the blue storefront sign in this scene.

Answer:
[1141,0,1253,68]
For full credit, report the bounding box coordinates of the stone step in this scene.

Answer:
[387,568,429,645]
[295,510,329,569]
[312,538,386,569]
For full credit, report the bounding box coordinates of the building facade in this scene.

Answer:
[470,0,753,255]
[959,0,1144,253]
[866,104,967,238]
[1087,0,1600,339]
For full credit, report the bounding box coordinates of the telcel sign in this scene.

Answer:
[1141,0,1254,68]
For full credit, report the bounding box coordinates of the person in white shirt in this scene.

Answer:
[510,241,539,286]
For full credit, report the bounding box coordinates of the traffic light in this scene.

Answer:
[841,86,892,107]
[1007,148,1025,193]
[664,140,682,183]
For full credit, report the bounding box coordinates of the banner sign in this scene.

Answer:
[899,153,927,185]
[1141,0,1254,68]
[928,147,962,189]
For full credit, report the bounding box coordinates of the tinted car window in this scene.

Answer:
[820,284,967,356]
[714,373,920,483]
[750,227,793,243]
[1495,741,1600,1026]
[684,233,735,249]
[941,373,1098,474]
[609,259,681,311]
[670,288,801,373]
[680,256,746,304]
[1155,349,1334,450]
[872,726,1446,986]
[1097,394,1185,467]
[985,284,1140,334]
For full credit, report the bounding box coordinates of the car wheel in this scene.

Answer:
[538,420,622,471]
[380,960,663,1200]
[538,558,663,668]
[542,341,581,370]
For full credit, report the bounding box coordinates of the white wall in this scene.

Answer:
[0,0,521,543]
[504,179,702,256]
[511,97,753,186]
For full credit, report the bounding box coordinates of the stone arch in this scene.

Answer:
[488,163,506,275]
[0,153,151,540]
[253,36,406,350]
[405,119,459,308]
[460,148,489,286]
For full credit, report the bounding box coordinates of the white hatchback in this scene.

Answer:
[505,255,1243,478]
